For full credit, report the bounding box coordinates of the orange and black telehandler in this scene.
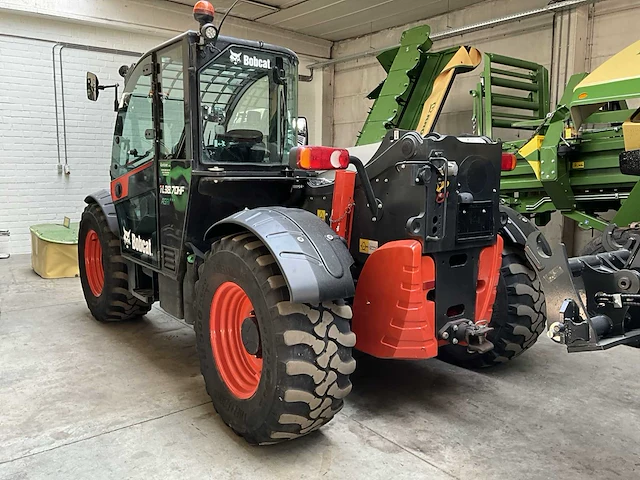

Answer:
[79,1,550,444]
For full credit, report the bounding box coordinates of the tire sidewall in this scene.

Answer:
[79,208,108,312]
[196,248,279,435]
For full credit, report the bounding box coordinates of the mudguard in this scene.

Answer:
[499,205,538,247]
[84,189,119,235]
[207,207,355,304]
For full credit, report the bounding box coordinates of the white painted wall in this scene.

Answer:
[330,0,640,148]
[0,1,331,255]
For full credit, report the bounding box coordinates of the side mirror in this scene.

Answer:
[87,72,100,101]
[296,117,309,146]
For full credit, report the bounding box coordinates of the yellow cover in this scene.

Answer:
[571,39,640,127]
[30,224,79,279]
[575,39,640,90]
[417,46,482,135]
[518,135,545,180]
[623,107,640,151]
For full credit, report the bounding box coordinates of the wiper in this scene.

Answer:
[125,148,153,167]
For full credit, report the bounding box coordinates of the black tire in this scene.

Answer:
[194,232,355,445]
[580,227,640,256]
[438,246,546,368]
[78,203,151,322]
[580,227,640,333]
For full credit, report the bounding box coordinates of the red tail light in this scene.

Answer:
[291,146,350,170]
[501,152,518,171]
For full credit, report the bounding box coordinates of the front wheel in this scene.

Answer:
[78,203,151,322]
[438,246,546,368]
[194,232,356,445]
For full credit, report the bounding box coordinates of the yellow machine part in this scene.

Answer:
[571,39,640,128]
[417,46,482,135]
[575,40,640,90]
[623,107,640,151]
[30,224,79,279]
[518,135,545,180]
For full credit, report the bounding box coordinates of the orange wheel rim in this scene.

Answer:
[84,229,104,297]
[210,282,262,399]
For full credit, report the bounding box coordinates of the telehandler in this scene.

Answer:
[80,1,549,444]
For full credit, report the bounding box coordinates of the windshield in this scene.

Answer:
[199,47,298,165]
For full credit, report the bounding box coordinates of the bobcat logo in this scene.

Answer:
[122,227,131,248]
[229,49,242,65]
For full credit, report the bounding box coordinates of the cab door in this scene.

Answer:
[155,42,191,275]
[110,55,160,268]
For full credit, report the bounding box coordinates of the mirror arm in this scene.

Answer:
[98,83,120,112]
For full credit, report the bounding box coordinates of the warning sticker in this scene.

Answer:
[572,161,585,169]
[359,238,379,255]
[317,209,327,221]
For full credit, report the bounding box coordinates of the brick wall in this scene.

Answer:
[0,7,329,255]
[0,12,168,254]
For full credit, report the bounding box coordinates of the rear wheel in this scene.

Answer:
[580,227,640,256]
[581,226,640,333]
[438,246,546,368]
[194,232,356,445]
[78,203,151,322]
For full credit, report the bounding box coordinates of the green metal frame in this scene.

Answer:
[472,53,550,139]
[473,54,640,231]
[357,26,463,146]
[357,25,640,232]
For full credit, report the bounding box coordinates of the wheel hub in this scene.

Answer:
[209,282,263,399]
[241,315,261,356]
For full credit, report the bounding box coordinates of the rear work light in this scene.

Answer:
[501,152,518,171]
[291,146,350,170]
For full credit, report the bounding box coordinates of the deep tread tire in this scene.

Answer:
[438,246,546,368]
[580,227,640,256]
[194,233,355,445]
[78,203,151,322]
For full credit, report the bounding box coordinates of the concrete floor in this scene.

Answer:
[1,255,640,480]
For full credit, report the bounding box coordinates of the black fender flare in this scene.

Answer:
[84,189,119,235]
[205,207,355,304]
[499,205,539,248]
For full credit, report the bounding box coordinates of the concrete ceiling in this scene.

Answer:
[169,0,486,41]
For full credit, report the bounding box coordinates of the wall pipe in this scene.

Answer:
[0,33,140,172]
[52,42,141,173]
[306,0,600,71]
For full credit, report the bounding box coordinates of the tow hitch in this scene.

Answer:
[439,319,495,354]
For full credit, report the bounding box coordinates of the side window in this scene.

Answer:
[158,46,185,159]
[111,60,154,178]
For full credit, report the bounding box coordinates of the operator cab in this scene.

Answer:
[85,1,305,282]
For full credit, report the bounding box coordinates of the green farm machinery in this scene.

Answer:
[472,41,640,237]
[357,25,640,240]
